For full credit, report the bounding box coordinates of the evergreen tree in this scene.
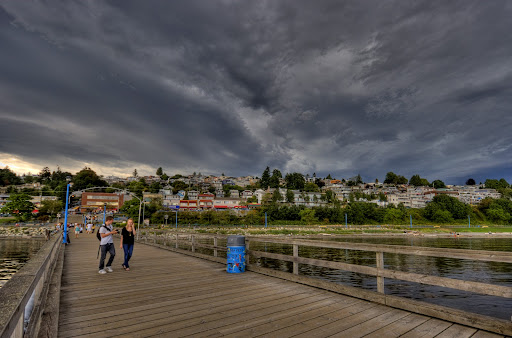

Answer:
[260,166,271,189]
[465,178,476,185]
[269,169,282,188]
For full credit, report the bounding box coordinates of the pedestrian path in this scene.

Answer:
[57,234,503,337]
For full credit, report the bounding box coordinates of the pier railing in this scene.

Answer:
[0,232,63,338]
[139,231,512,335]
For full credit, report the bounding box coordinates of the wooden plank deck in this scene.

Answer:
[58,234,503,338]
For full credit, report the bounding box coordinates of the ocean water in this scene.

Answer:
[249,236,512,320]
[0,238,46,288]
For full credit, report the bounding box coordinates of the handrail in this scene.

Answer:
[0,231,62,338]
[138,231,512,334]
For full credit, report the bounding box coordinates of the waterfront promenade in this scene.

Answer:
[55,234,503,337]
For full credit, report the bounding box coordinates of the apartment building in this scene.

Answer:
[80,192,125,212]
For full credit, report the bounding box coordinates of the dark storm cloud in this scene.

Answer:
[1,1,511,182]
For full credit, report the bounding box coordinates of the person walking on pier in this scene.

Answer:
[120,218,136,271]
[98,216,118,274]
[74,223,80,239]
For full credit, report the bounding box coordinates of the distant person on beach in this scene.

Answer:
[120,218,136,271]
[98,216,118,274]
[87,223,93,234]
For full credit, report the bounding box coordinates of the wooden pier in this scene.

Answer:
[56,234,503,337]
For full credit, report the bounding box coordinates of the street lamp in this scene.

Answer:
[62,181,71,244]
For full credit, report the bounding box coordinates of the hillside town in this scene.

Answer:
[0,167,505,214]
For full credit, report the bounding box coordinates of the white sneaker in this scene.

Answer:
[106,266,114,273]
[99,269,107,274]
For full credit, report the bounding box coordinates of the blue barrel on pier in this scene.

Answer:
[226,235,245,273]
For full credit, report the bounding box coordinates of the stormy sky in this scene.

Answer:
[1,1,511,184]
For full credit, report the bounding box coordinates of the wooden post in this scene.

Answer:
[214,237,218,257]
[376,251,384,294]
[245,239,250,267]
[153,231,156,244]
[175,233,178,249]
[191,235,195,253]
[293,244,299,275]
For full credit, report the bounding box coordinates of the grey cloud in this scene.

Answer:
[1,1,511,182]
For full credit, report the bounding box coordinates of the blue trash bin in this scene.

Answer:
[227,235,245,273]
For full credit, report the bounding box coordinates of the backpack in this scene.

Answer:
[96,225,107,241]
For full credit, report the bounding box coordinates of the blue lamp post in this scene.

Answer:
[103,203,107,224]
[62,183,70,244]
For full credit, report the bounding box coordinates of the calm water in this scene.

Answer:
[245,236,512,320]
[0,238,45,288]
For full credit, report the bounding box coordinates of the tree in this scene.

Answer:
[384,172,398,184]
[269,169,282,188]
[384,208,405,224]
[285,173,305,190]
[133,169,138,177]
[326,174,333,180]
[161,173,169,181]
[432,180,446,189]
[286,190,295,203]
[483,178,509,190]
[149,181,162,193]
[409,174,429,187]
[127,180,146,198]
[1,193,35,221]
[397,175,408,184]
[432,209,454,223]
[325,190,336,204]
[299,209,317,225]
[409,175,422,186]
[39,199,64,217]
[260,167,271,189]
[272,189,283,203]
[24,175,35,184]
[0,167,21,186]
[499,178,510,189]
[120,199,141,222]
[39,167,51,183]
[172,180,188,194]
[424,194,470,221]
[486,206,510,223]
[72,167,108,191]
[466,178,476,186]
[304,182,320,192]
[156,167,163,176]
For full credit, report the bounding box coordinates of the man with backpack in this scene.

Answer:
[98,216,118,274]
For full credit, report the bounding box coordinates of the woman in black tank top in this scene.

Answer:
[120,218,136,271]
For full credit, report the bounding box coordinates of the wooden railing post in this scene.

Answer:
[175,233,178,249]
[293,244,299,275]
[376,251,384,294]
[214,237,218,257]
[191,235,195,253]
[245,239,250,267]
